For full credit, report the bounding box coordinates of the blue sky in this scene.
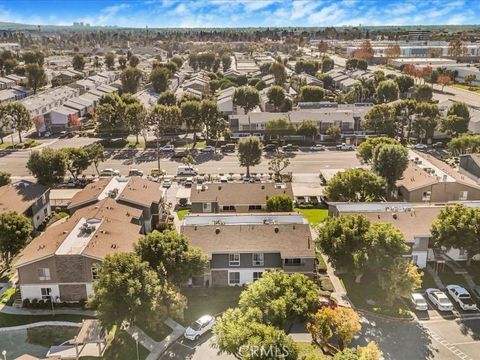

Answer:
[0,0,478,28]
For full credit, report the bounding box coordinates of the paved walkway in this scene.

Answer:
[426,266,445,289]
[0,320,81,332]
[126,318,185,360]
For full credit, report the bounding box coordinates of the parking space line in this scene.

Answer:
[175,341,196,350]
[423,328,473,360]
[451,341,480,346]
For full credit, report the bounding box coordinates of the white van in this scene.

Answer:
[177,165,198,176]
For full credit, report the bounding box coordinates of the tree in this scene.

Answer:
[199,99,219,141]
[318,40,329,55]
[86,143,105,175]
[265,118,295,143]
[118,56,127,69]
[129,55,140,67]
[237,136,262,178]
[308,307,361,351]
[72,54,85,71]
[0,171,11,186]
[334,343,383,360]
[266,194,294,212]
[150,67,170,94]
[125,102,147,144]
[372,144,409,196]
[135,230,208,286]
[357,137,399,163]
[62,147,92,180]
[213,308,298,360]
[356,59,368,71]
[181,155,196,166]
[414,102,439,143]
[321,57,334,73]
[148,104,181,172]
[326,125,342,141]
[316,73,333,89]
[297,120,318,142]
[171,55,183,68]
[375,80,399,103]
[104,52,115,70]
[365,223,409,271]
[448,39,466,58]
[414,85,433,102]
[95,93,127,135]
[5,102,33,143]
[447,102,470,122]
[268,156,290,180]
[439,115,469,137]
[25,63,47,94]
[299,85,324,102]
[181,100,201,147]
[266,86,285,112]
[121,66,143,94]
[448,134,480,155]
[0,212,32,267]
[394,75,414,98]
[158,91,177,106]
[464,74,476,89]
[325,169,386,202]
[382,258,422,305]
[392,99,417,140]
[431,204,480,266]
[27,148,67,186]
[437,75,453,92]
[346,58,358,70]
[22,50,45,65]
[316,215,371,282]
[363,104,396,136]
[270,61,287,85]
[233,86,260,115]
[238,271,318,330]
[385,44,401,58]
[91,253,186,329]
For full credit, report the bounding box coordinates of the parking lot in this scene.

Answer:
[160,334,235,360]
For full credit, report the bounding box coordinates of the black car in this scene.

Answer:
[263,144,277,152]
[221,144,236,153]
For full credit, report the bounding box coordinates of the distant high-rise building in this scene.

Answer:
[408,30,430,41]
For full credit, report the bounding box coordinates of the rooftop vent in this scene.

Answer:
[215,228,220,235]
[274,227,279,233]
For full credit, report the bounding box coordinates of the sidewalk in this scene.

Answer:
[0,320,80,332]
[0,304,95,317]
[126,318,185,360]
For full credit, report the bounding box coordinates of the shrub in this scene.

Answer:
[266,194,294,212]
[22,298,31,308]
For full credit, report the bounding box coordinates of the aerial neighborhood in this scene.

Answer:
[0,3,480,359]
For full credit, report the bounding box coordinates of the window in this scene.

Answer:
[38,268,51,281]
[229,272,240,285]
[248,205,262,211]
[41,287,52,300]
[459,191,468,201]
[412,255,418,264]
[222,205,235,211]
[422,191,431,201]
[284,258,302,266]
[229,253,240,266]
[203,203,212,212]
[91,265,100,280]
[253,272,263,281]
[252,253,264,266]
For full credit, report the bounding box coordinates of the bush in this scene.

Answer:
[266,194,294,212]
[318,275,334,293]
[22,298,31,308]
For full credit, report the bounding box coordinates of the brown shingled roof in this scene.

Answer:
[190,183,294,205]
[0,181,48,215]
[68,178,110,209]
[181,223,314,259]
[396,162,438,191]
[15,198,142,268]
[118,176,163,207]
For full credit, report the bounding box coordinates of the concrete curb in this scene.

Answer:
[0,321,81,332]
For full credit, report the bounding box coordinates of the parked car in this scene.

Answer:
[336,143,355,151]
[282,144,299,152]
[263,144,277,152]
[220,175,228,183]
[177,165,198,176]
[432,142,445,148]
[100,168,120,177]
[160,144,175,152]
[162,178,172,188]
[446,285,478,311]
[128,169,144,177]
[426,288,454,311]
[185,177,194,187]
[410,293,428,311]
[184,315,216,341]
[221,143,236,153]
[202,146,215,153]
[414,143,428,150]
[310,144,326,151]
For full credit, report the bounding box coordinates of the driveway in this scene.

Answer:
[160,333,235,360]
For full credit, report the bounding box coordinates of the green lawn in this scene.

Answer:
[0,287,15,304]
[181,287,243,325]
[27,326,79,347]
[0,313,90,328]
[437,267,469,288]
[453,83,480,93]
[339,272,412,319]
[419,270,437,290]
[176,209,190,220]
[296,342,329,359]
[83,328,149,360]
[295,208,328,227]
[0,140,39,150]
[185,140,206,149]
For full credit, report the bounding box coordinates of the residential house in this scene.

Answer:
[397,150,480,202]
[0,180,51,230]
[14,198,143,302]
[190,182,294,213]
[67,176,164,233]
[0,77,16,89]
[181,213,315,286]
[298,72,323,87]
